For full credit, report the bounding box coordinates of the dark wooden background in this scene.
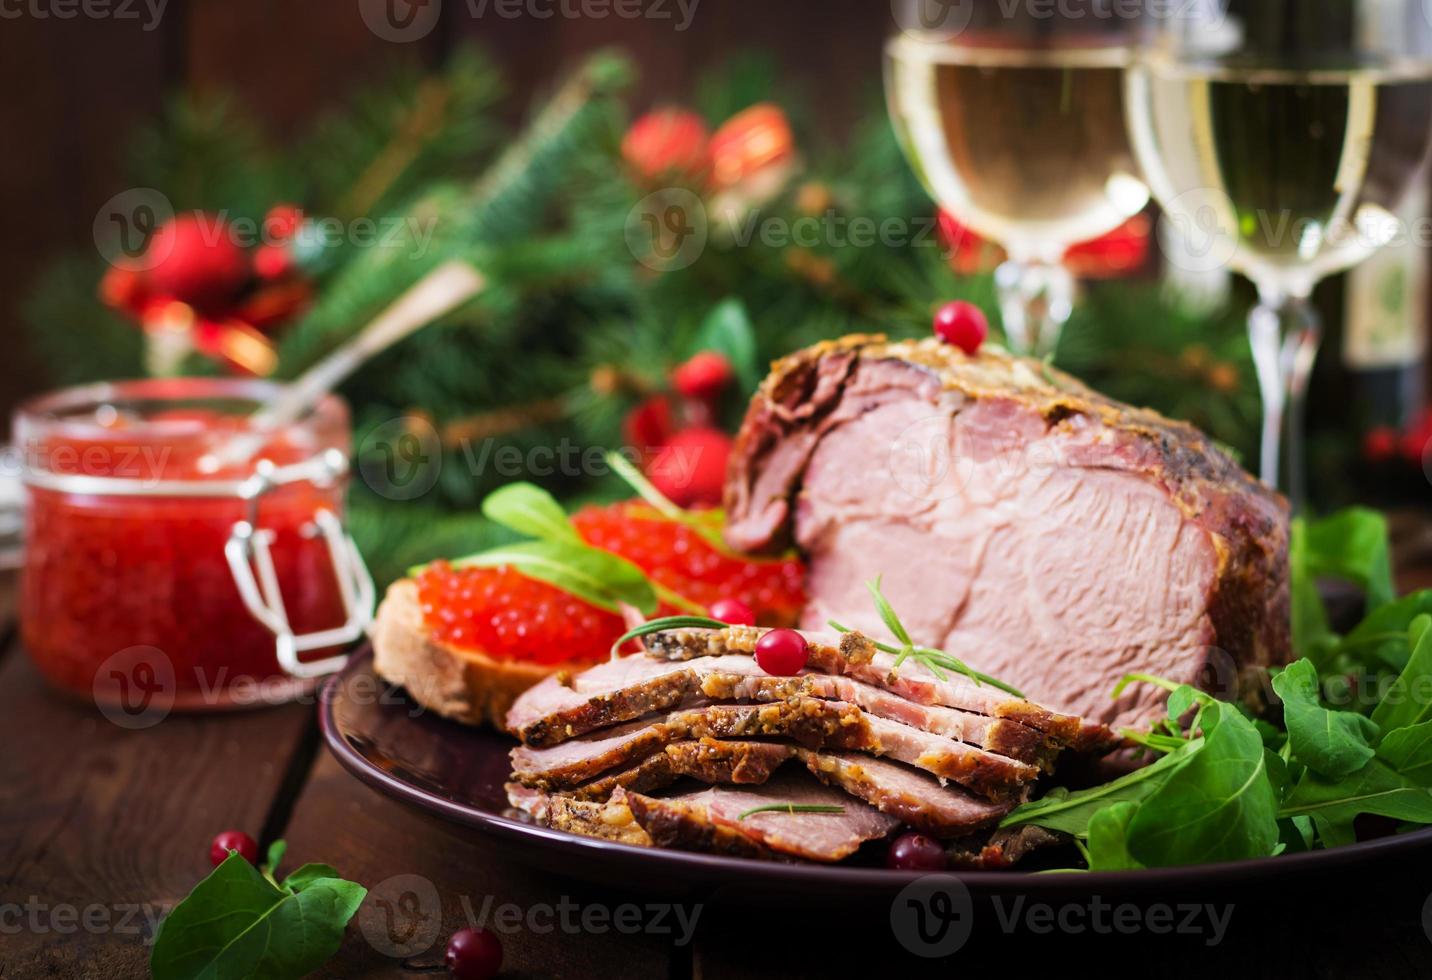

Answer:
[0,0,888,416]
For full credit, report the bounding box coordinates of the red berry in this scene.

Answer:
[755,628,808,676]
[417,562,625,665]
[446,927,503,980]
[209,830,258,867]
[1363,426,1398,463]
[622,107,710,183]
[646,427,732,508]
[264,204,305,241]
[254,244,295,281]
[887,831,947,871]
[145,213,249,316]
[571,502,806,625]
[710,598,756,626]
[933,301,989,355]
[673,351,735,402]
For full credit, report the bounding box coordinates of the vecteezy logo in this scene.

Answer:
[92,188,175,270]
[358,416,443,501]
[625,188,708,272]
[359,0,443,43]
[890,874,974,958]
[94,646,176,730]
[359,874,444,957]
[1158,186,1241,276]
[886,412,972,504]
[889,0,974,42]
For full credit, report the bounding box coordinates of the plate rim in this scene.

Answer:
[320,646,1432,892]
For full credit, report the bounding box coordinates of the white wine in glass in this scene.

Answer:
[885,31,1149,355]
[1126,1,1432,504]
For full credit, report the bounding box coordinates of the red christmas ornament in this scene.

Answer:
[624,395,675,455]
[145,213,249,316]
[672,351,734,402]
[933,301,989,355]
[646,426,732,508]
[99,264,150,316]
[1065,215,1152,280]
[622,107,710,183]
[253,243,296,281]
[709,103,796,192]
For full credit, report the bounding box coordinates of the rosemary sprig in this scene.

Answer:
[825,578,1025,697]
[736,803,845,820]
[609,615,729,659]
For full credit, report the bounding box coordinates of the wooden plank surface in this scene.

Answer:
[281,754,679,978]
[0,646,313,979]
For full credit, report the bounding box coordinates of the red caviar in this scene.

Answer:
[416,561,624,665]
[571,502,805,624]
[17,380,351,709]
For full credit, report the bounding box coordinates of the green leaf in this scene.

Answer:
[1001,740,1201,835]
[1376,721,1432,787]
[1272,659,1378,778]
[865,577,913,647]
[1371,616,1432,733]
[1340,590,1432,674]
[150,853,366,980]
[1125,703,1280,866]
[281,863,342,894]
[481,482,580,543]
[1084,802,1143,871]
[1302,508,1396,611]
[1281,759,1432,848]
[262,840,287,877]
[451,539,657,615]
[690,298,761,394]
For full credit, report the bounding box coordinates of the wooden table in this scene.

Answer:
[4,569,1432,980]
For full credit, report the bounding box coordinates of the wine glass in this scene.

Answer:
[885,1,1151,355]
[1126,0,1432,504]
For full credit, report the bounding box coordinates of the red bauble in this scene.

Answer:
[624,395,675,455]
[709,103,796,191]
[253,244,296,281]
[647,427,732,508]
[672,351,734,402]
[933,301,989,355]
[754,628,809,676]
[209,830,258,867]
[622,107,710,183]
[145,213,249,316]
[99,264,150,315]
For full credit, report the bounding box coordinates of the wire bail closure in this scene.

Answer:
[223,449,375,679]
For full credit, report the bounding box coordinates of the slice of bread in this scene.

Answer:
[371,579,592,731]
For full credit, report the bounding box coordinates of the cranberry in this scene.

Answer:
[710,598,756,627]
[209,830,258,867]
[886,832,947,872]
[933,301,989,355]
[755,628,808,676]
[673,351,735,401]
[446,927,503,980]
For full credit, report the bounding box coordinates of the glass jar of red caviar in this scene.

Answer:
[16,378,374,711]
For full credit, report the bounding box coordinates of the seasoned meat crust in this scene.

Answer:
[722,334,1291,727]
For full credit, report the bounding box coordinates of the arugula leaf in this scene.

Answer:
[1376,720,1432,787]
[1000,740,1201,835]
[1281,759,1432,848]
[1340,591,1432,674]
[1290,517,1335,663]
[1125,702,1280,866]
[452,540,658,615]
[1084,801,1143,871]
[481,482,580,543]
[1272,659,1378,778]
[1370,616,1432,733]
[690,298,761,395]
[150,851,366,980]
[1302,508,1396,611]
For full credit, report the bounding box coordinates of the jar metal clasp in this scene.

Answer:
[223,449,375,679]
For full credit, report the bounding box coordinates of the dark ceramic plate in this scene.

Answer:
[320,646,1432,900]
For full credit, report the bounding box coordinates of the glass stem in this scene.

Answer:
[995,258,1075,357]
[1247,289,1320,510]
